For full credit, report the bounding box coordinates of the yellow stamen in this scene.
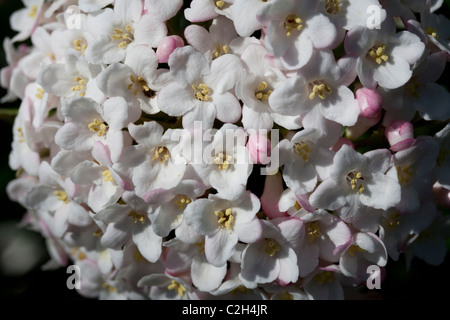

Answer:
[309,81,332,100]
[213,153,232,170]
[305,221,321,243]
[167,280,186,298]
[192,83,211,102]
[174,194,192,210]
[54,190,69,204]
[153,146,170,165]
[213,44,229,59]
[215,1,225,9]
[35,88,45,99]
[325,0,340,14]
[128,210,146,224]
[88,119,108,136]
[255,81,272,102]
[28,5,38,18]
[264,238,280,257]
[284,13,303,37]
[368,44,389,64]
[348,245,367,256]
[425,27,438,39]
[73,39,87,55]
[102,169,114,182]
[111,25,134,48]
[347,171,365,193]
[314,271,333,285]
[215,208,234,230]
[294,142,312,161]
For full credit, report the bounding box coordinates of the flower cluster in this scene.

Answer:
[2,0,450,300]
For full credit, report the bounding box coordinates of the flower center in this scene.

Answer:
[195,240,205,254]
[167,280,186,298]
[284,13,303,37]
[111,25,135,49]
[73,39,87,55]
[305,221,321,243]
[254,81,272,102]
[35,87,45,100]
[213,152,232,170]
[71,76,87,97]
[128,210,146,224]
[88,119,108,136]
[174,194,192,210]
[153,146,170,165]
[215,208,234,230]
[294,141,312,161]
[347,171,365,193]
[54,190,69,204]
[384,212,401,230]
[128,75,153,97]
[213,44,229,59]
[264,238,280,257]
[367,44,389,65]
[425,27,438,39]
[192,83,211,102]
[396,164,413,185]
[347,245,367,256]
[308,80,332,100]
[314,271,333,285]
[325,0,341,14]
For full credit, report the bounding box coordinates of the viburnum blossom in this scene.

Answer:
[2,0,450,301]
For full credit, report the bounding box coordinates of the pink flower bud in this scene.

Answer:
[156,35,184,63]
[355,87,383,119]
[385,120,415,151]
[246,132,271,165]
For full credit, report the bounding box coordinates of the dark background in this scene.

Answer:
[0,0,449,301]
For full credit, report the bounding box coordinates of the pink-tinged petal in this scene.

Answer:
[262,173,288,219]
[191,255,227,292]
[205,228,238,267]
[156,36,185,64]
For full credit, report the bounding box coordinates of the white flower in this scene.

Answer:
[157,45,243,129]
[96,44,171,114]
[269,50,360,128]
[257,0,337,70]
[54,96,137,162]
[184,191,262,267]
[113,121,187,199]
[93,191,163,263]
[84,0,167,64]
[240,218,301,288]
[309,144,401,222]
